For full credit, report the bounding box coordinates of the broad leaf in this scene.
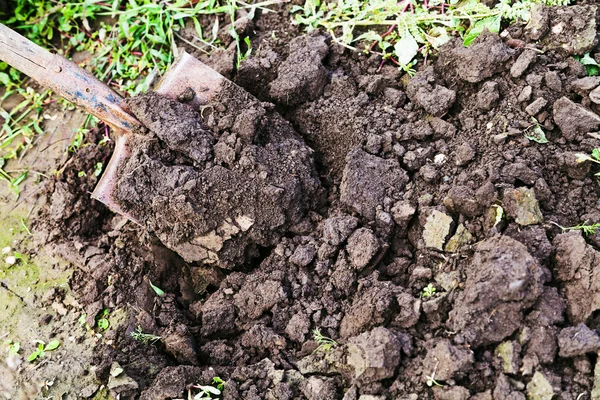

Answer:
[394,32,419,67]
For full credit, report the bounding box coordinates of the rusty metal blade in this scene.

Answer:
[91,51,227,220]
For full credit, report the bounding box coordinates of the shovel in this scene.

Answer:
[0,23,226,223]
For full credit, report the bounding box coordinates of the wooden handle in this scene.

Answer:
[0,23,139,131]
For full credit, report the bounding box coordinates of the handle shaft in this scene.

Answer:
[0,23,139,131]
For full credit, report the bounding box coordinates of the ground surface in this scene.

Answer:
[3,3,600,400]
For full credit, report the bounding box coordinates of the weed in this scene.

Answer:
[19,218,32,235]
[93,162,103,177]
[27,339,60,362]
[130,326,162,345]
[96,309,110,331]
[421,283,437,298]
[3,340,20,356]
[190,377,225,400]
[312,328,338,353]
[425,372,443,387]
[491,204,504,228]
[575,148,600,176]
[425,361,444,387]
[524,117,548,144]
[575,53,599,76]
[293,0,571,72]
[149,279,165,297]
[551,221,600,236]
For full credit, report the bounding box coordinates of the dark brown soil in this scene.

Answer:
[30,3,600,399]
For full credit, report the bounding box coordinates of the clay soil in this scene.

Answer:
[4,3,600,400]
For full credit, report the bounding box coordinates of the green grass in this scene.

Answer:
[552,221,600,236]
[130,326,161,344]
[293,0,571,74]
[312,328,338,353]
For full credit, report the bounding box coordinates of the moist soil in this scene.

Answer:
[4,3,600,400]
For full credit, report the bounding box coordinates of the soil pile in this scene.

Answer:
[33,3,600,399]
[113,82,323,269]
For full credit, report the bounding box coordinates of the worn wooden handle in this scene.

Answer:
[0,23,139,131]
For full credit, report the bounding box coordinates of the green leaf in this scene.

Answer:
[580,53,598,66]
[9,68,20,82]
[197,385,221,395]
[97,318,110,331]
[27,350,41,362]
[463,16,501,47]
[0,72,10,86]
[586,65,599,77]
[592,148,600,161]
[394,32,419,67]
[45,340,60,351]
[149,280,165,297]
[525,125,548,144]
[576,153,592,163]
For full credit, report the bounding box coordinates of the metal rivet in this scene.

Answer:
[54,66,62,73]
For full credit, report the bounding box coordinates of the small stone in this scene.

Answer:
[525,98,548,116]
[290,244,316,267]
[444,186,483,217]
[79,384,100,398]
[341,149,409,219]
[493,133,509,143]
[285,313,311,343]
[511,49,537,78]
[1,247,10,254]
[553,97,600,141]
[421,164,439,183]
[5,256,16,266]
[108,363,139,394]
[51,302,68,316]
[423,339,474,381]
[502,187,543,226]
[434,154,447,165]
[558,323,600,358]
[433,386,470,400]
[495,341,521,374]
[323,216,359,246]
[590,86,600,104]
[346,228,380,270]
[518,86,533,102]
[301,376,338,400]
[570,77,600,96]
[422,210,453,251]
[346,327,401,384]
[391,201,416,227]
[526,371,554,400]
[544,71,562,92]
[383,87,406,107]
[163,324,198,365]
[476,81,500,111]
[445,224,474,253]
[454,143,476,166]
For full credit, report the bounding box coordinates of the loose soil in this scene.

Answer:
[3,3,600,400]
